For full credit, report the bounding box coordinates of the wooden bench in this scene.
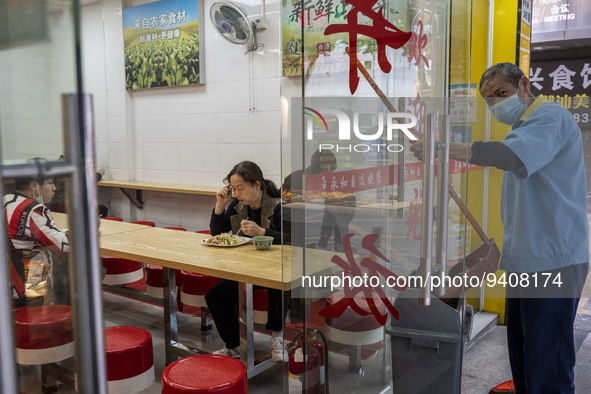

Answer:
[98,180,218,209]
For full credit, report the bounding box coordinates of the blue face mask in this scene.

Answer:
[490,88,527,125]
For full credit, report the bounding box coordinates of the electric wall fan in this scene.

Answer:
[210,1,264,53]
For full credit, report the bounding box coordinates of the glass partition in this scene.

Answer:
[1,0,106,391]
[281,0,480,392]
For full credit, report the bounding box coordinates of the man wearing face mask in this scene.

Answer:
[410,62,588,394]
[4,176,70,306]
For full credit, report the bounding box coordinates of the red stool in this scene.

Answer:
[180,272,219,308]
[131,221,155,227]
[13,305,74,365]
[324,291,386,372]
[180,272,219,331]
[253,288,269,325]
[195,230,211,235]
[145,265,184,298]
[102,256,144,285]
[105,326,154,393]
[324,291,386,346]
[162,355,247,394]
[164,227,187,231]
[101,217,123,221]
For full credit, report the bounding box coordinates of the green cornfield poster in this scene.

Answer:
[123,0,204,89]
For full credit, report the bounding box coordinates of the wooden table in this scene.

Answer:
[51,214,335,377]
[52,213,152,237]
[100,228,290,290]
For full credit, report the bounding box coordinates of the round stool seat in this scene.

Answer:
[180,272,219,307]
[102,256,144,285]
[105,326,155,393]
[162,355,247,394]
[14,305,74,365]
[131,221,155,227]
[253,288,268,325]
[101,217,123,221]
[145,264,184,298]
[324,291,386,345]
[164,227,187,231]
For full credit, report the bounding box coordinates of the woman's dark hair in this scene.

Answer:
[225,161,281,198]
[307,150,337,174]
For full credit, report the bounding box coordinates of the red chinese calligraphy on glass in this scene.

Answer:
[319,233,408,325]
[407,20,430,68]
[407,93,426,140]
[323,0,412,94]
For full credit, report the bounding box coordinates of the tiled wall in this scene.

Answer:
[0,11,77,164]
[83,0,283,230]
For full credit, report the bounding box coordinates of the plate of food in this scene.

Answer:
[201,233,251,247]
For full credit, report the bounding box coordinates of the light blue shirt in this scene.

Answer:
[500,99,589,273]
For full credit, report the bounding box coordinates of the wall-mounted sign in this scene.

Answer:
[530,58,591,128]
[280,0,426,94]
[122,0,204,89]
[519,0,532,75]
[532,0,591,42]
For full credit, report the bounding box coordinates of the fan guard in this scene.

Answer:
[210,1,262,52]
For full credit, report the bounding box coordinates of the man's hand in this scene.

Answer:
[409,141,472,163]
[409,141,424,161]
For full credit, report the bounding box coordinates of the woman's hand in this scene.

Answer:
[240,219,264,237]
[214,186,230,215]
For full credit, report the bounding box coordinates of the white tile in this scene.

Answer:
[132,144,144,171]
[253,47,280,80]
[175,114,220,144]
[107,90,128,117]
[95,142,109,168]
[217,113,253,144]
[220,143,266,171]
[215,80,251,113]
[136,116,181,143]
[94,117,109,143]
[254,143,282,179]
[179,194,216,230]
[178,143,220,172]
[106,67,127,92]
[142,143,180,170]
[254,78,280,112]
[206,50,250,83]
[108,143,130,169]
[143,169,180,183]
[108,117,128,143]
[107,168,132,181]
[91,92,109,118]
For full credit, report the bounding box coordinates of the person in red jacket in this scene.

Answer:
[4,176,69,306]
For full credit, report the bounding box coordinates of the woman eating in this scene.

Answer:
[205,161,290,362]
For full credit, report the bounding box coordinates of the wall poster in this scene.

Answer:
[123,0,204,89]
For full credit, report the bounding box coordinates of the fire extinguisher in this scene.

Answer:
[288,332,321,394]
[307,329,328,394]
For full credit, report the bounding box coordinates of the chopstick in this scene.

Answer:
[236,216,249,236]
